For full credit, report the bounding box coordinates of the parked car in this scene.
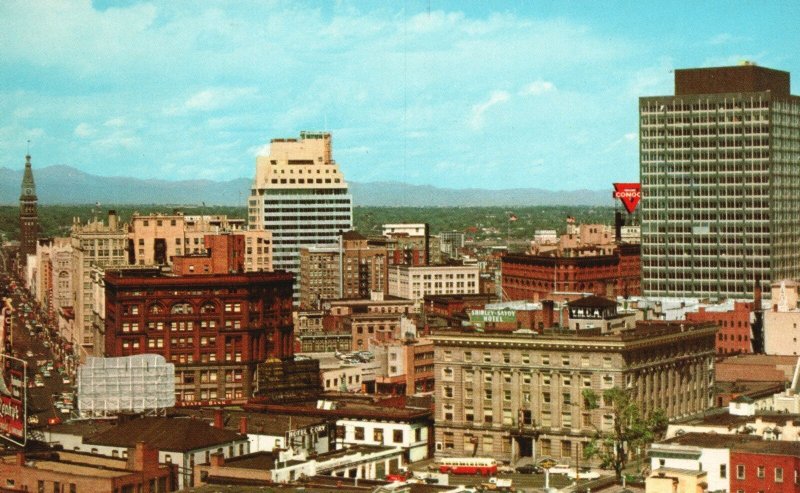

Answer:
[497,464,515,474]
[515,464,543,474]
[25,350,34,358]
[62,376,71,385]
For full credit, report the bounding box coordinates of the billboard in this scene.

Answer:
[0,353,26,447]
[612,183,642,214]
[78,354,175,417]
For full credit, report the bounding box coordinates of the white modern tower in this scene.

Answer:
[640,64,800,299]
[249,131,353,303]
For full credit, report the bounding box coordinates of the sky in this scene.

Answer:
[1,1,799,190]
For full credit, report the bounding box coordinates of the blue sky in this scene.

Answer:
[1,1,798,190]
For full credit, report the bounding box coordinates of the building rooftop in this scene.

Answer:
[84,417,245,452]
[662,432,800,455]
[173,409,328,437]
[219,451,277,470]
[568,295,617,309]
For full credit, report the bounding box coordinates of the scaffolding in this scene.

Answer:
[77,354,175,417]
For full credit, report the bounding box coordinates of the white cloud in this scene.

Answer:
[521,80,555,96]
[174,87,259,114]
[74,123,94,138]
[469,91,510,130]
[251,143,271,157]
[103,117,126,128]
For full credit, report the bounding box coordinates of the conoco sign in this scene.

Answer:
[612,183,641,214]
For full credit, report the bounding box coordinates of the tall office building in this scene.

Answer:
[640,64,800,298]
[249,132,353,303]
[19,154,39,262]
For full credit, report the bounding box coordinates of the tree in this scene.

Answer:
[582,387,668,480]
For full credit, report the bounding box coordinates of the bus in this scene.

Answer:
[435,457,498,475]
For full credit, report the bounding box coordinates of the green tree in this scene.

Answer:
[582,387,668,480]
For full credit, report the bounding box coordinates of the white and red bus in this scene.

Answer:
[435,457,498,475]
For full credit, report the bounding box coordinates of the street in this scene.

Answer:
[1,269,78,439]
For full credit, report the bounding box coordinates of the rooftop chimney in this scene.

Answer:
[239,416,248,435]
[214,409,224,429]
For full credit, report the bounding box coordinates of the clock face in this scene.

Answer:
[24,188,32,195]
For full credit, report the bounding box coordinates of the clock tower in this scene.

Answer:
[19,153,39,263]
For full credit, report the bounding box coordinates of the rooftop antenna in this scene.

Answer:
[26,139,30,155]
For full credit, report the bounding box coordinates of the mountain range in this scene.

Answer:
[0,165,611,207]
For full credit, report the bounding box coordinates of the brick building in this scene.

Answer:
[374,338,435,395]
[432,320,717,465]
[685,301,754,355]
[0,444,175,493]
[501,243,641,301]
[299,230,388,309]
[103,268,294,402]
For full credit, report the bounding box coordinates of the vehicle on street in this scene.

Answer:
[496,464,515,474]
[547,464,573,475]
[25,350,34,358]
[567,468,601,480]
[34,375,44,387]
[435,457,498,475]
[480,477,513,491]
[62,376,71,385]
[27,415,39,425]
[515,464,543,474]
[43,370,51,378]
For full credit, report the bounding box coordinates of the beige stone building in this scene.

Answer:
[70,211,128,357]
[299,231,388,309]
[387,264,480,301]
[129,213,271,272]
[431,320,717,465]
[764,280,800,355]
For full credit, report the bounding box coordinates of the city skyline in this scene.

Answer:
[2,1,799,190]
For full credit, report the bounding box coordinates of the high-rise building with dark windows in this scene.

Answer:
[19,153,39,262]
[248,132,353,304]
[640,63,800,298]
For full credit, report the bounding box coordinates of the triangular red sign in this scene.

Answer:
[612,183,641,213]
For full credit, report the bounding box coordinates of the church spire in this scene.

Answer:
[20,153,37,201]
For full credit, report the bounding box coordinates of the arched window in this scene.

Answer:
[200,302,217,314]
[149,303,165,315]
[171,302,194,315]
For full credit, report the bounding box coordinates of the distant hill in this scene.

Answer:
[0,165,611,207]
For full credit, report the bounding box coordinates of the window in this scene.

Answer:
[503,353,511,364]
[444,386,454,398]
[374,428,384,442]
[464,351,472,361]
[542,354,550,365]
[483,352,491,363]
[562,354,570,366]
[561,440,571,458]
[720,464,727,479]
[482,435,493,453]
[393,430,403,443]
[355,427,365,440]
[737,464,745,479]
[775,467,783,483]
[757,466,765,478]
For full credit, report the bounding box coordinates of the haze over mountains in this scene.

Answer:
[0,165,611,207]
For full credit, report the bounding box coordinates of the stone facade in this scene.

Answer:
[432,320,717,465]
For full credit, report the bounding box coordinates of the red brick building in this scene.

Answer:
[103,269,293,402]
[0,444,175,493]
[501,243,641,301]
[172,234,245,275]
[730,440,800,493]
[685,301,754,355]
